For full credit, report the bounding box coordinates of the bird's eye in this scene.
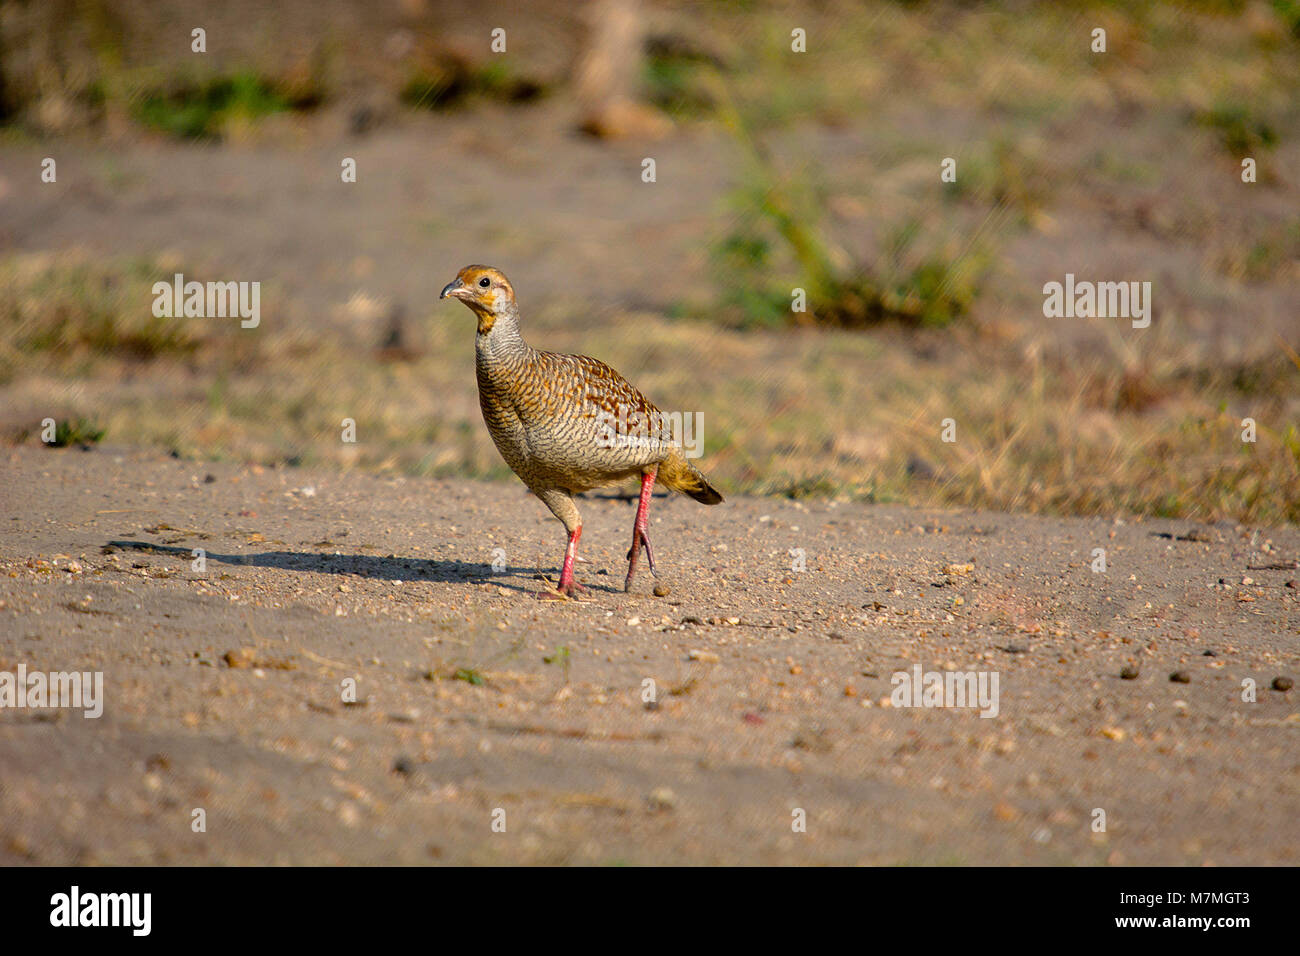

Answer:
[478,277,491,288]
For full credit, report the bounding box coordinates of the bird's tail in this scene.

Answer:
[659,452,723,505]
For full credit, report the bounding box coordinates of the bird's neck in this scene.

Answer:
[475,308,529,363]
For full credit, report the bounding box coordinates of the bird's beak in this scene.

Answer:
[440,279,468,300]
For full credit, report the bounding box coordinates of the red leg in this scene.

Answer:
[539,525,587,600]
[624,469,657,592]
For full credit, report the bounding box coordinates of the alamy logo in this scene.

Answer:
[1042,273,1151,328]
[0,664,103,718]
[152,273,260,328]
[890,663,1000,718]
[50,886,151,936]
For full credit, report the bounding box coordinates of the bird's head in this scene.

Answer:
[440,265,517,333]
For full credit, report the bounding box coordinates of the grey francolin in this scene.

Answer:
[439,264,723,599]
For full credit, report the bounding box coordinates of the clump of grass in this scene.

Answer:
[643,33,724,118]
[944,139,1052,227]
[706,76,990,330]
[0,256,199,374]
[1195,103,1279,155]
[452,667,484,686]
[1211,220,1300,282]
[761,474,840,499]
[401,58,543,110]
[542,646,571,683]
[712,219,987,330]
[1271,0,1300,38]
[131,71,296,140]
[46,419,106,448]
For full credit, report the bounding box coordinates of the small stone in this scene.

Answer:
[1119,665,1140,680]
[1272,676,1294,692]
[789,664,802,675]
[1241,576,1254,586]
[626,616,641,626]
[993,801,1019,821]
[687,649,719,663]
[1100,726,1126,741]
[144,753,171,772]
[646,787,676,812]
[1169,670,1191,684]
[223,648,255,669]
[652,584,670,597]
[843,684,856,697]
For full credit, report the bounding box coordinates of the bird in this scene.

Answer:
[439,264,723,599]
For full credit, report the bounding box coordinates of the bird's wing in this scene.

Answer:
[538,351,664,428]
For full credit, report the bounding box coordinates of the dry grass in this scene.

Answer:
[2,251,1297,524]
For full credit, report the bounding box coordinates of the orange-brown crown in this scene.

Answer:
[439,265,517,318]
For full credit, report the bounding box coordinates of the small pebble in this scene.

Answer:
[646,787,676,812]
[223,648,255,669]
[1120,665,1140,680]
[653,584,670,597]
[1169,670,1190,684]
[1272,676,1293,692]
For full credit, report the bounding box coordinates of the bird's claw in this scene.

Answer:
[625,531,656,575]
[538,577,590,601]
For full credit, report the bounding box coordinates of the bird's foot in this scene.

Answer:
[624,535,655,595]
[537,577,590,601]
[624,531,656,573]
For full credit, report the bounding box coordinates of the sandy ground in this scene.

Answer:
[0,444,1296,865]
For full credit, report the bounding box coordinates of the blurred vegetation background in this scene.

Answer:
[1,0,1298,522]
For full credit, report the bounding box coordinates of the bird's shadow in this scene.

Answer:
[105,540,622,596]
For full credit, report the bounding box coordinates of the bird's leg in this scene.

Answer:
[539,525,588,600]
[624,468,657,592]
[534,490,589,600]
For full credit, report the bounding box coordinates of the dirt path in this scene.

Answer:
[0,445,1296,865]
